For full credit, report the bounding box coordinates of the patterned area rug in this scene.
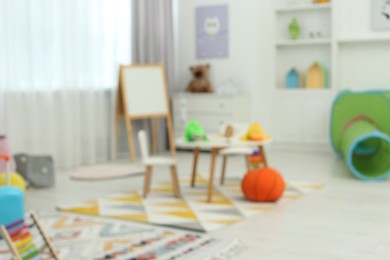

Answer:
[58,176,324,233]
[0,213,243,260]
[70,164,144,181]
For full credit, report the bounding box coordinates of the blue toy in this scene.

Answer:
[0,154,25,226]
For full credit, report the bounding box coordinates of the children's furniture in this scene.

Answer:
[172,94,251,141]
[116,65,176,162]
[175,134,271,202]
[0,212,59,260]
[219,147,254,185]
[138,130,181,198]
[331,90,390,181]
[219,123,268,185]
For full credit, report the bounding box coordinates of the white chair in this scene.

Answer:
[219,122,256,185]
[219,147,254,185]
[137,130,181,198]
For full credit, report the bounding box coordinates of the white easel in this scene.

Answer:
[115,64,176,162]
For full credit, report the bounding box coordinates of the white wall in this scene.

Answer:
[338,0,390,39]
[176,0,274,129]
[337,0,390,90]
[175,0,390,138]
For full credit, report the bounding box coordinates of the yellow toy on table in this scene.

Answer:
[241,123,270,141]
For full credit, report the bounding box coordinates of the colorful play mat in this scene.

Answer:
[0,213,244,260]
[58,175,324,233]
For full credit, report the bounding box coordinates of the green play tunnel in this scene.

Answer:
[331,91,390,181]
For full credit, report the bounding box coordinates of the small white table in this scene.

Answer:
[176,135,272,202]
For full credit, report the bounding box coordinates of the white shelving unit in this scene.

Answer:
[272,0,335,147]
[276,38,331,47]
[275,1,333,90]
[271,0,390,149]
[338,35,390,44]
[275,88,332,93]
[276,3,331,13]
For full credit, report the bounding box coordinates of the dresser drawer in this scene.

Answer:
[174,98,232,115]
[172,94,251,138]
[173,116,188,130]
[181,114,232,132]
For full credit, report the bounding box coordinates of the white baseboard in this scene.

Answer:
[268,142,333,154]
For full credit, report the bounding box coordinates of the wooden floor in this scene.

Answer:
[25,150,390,259]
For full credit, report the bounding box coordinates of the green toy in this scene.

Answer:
[330,90,390,181]
[289,18,300,40]
[184,120,208,142]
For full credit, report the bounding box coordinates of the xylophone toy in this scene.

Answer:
[0,212,59,260]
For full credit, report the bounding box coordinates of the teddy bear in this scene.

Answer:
[186,64,213,93]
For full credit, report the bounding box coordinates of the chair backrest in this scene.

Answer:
[137,130,149,162]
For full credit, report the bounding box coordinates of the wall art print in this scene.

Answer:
[196,5,229,59]
[372,0,390,29]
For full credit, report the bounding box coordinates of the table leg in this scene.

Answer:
[220,155,228,185]
[152,118,159,154]
[191,147,200,187]
[207,148,219,203]
[244,155,250,171]
[258,145,268,167]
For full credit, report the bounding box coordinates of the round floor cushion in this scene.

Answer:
[241,168,285,202]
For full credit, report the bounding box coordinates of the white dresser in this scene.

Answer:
[171,93,251,139]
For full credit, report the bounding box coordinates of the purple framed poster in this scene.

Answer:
[196,5,229,59]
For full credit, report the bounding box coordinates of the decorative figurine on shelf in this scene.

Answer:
[309,31,325,39]
[186,64,213,93]
[286,68,301,89]
[306,62,327,89]
[184,120,208,142]
[289,18,301,40]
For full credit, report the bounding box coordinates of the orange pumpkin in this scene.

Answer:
[241,168,286,202]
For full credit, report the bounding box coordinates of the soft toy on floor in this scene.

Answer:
[248,151,264,169]
[184,120,208,142]
[0,172,26,192]
[186,64,213,93]
[242,168,285,202]
[241,123,270,141]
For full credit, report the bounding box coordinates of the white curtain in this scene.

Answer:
[131,0,176,152]
[0,0,131,169]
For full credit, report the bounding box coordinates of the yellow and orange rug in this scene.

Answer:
[58,176,324,232]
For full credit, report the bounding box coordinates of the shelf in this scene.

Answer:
[276,3,331,13]
[338,35,390,44]
[276,39,331,47]
[275,88,333,93]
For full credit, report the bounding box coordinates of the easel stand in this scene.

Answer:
[115,64,176,162]
[0,212,59,260]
